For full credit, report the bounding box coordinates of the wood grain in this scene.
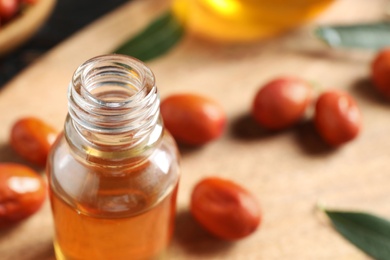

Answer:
[0,0,389,259]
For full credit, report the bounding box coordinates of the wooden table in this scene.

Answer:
[0,0,389,259]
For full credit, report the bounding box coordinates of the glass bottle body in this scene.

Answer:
[47,55,180,260]
[172,0,335,42]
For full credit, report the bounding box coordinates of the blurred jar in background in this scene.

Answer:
[172,0,335,42]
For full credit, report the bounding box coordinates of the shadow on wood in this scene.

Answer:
[0,143,44,172]
[293,120,335,156]
[229,113,279,141]
[351,77,390,106]
[172,210,235,256]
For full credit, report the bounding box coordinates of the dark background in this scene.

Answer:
[0,0,129,87]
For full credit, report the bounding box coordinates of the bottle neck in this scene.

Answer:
[65,54,162,166]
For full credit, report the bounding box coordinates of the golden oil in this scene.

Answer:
[172,0,335,42]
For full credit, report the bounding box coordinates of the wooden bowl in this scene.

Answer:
[0,0,56,56]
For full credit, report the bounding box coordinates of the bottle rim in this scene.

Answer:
[66,54,162,151]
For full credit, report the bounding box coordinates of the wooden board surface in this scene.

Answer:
[1,0,389,259]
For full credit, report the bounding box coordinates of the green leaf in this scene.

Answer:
[114,10,184,61]
[324,209,390,260]
[315,22,390,49]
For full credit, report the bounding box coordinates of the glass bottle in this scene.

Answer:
[47,54,180,260]
[172,0,335,42]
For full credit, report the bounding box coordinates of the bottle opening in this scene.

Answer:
[80,60,148,107]
[89,85,137,103]
[66,54,161,153]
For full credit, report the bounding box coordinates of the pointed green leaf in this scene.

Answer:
[324,209,390,260]
[114,10,184,61]
[315,22,390,49]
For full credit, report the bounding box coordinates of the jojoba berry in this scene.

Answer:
[0,163,46,228]
[0,0,18,21]
[10,117,58,167]
[371,48,390,99]
[190,177,261,240]
[160,94,226,146]
[252,77,312,130]
[314,90,362,146]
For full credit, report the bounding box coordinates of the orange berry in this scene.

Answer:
[371,48,390,99]
[161,94,226,146]
[252,76,312,130]
[314,90,361,146]
[0,163,46,227]
[191,177,261,240]
[10,117,58,166]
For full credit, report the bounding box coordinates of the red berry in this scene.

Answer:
[160,94,226,146]
[191,177,261,240]
[372,48,390,99]
[0,163,46,228]
[10,117,58,167]
[0,0,18,21]
[252,77,312,130]
[314,90,361,146]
